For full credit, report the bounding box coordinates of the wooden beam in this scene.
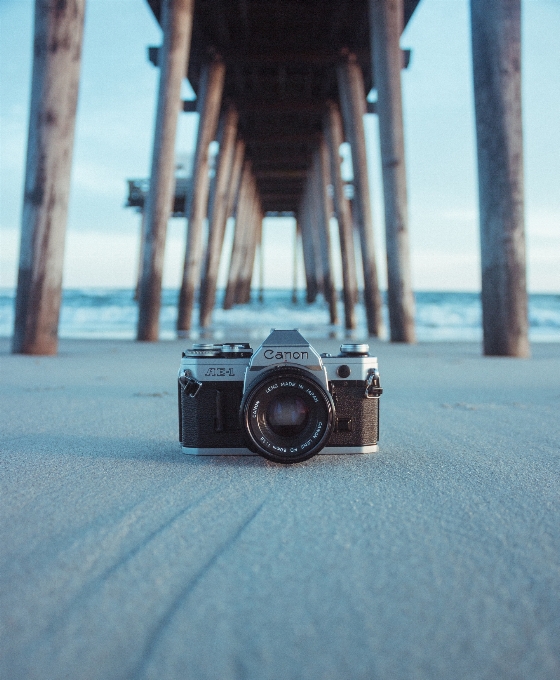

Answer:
[253,170,307,180]
[292,220,300,303]
[237,100,326,114]
[258,215,265,303]
[177,55,226,332]
[299,216,317,303]
[298,191,319,304]
[252,170,309,179]
[337,53,384,336]
[313,144,338,325]
[12,0,85,355]
[237,190,262,304]
[153,50,408,83]
[137,0,194,342]
[199,105,239,328]
[256,180,305,187]
[471,0,529,357]
[12,0,86,355]
[223,161,252,309]
[232,176,256,304]
[303,168,326,300]
[259,193,303,201]
[225,139,246,221]
[245,186,263,304]
[244,123,322,138]
[223,49,372,66]
[369,0,416,342]
[246,133,321,146]
[134,210,147,301]
[251,159,311,169]
[324,101,358,330]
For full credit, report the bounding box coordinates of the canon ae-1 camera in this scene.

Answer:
[178,329,382,464]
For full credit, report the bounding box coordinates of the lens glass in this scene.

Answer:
[266,395,309,437]
[241,368,334,463]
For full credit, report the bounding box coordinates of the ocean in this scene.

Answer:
[1,289,559,343]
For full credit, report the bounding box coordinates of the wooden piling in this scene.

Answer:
[177,56,226,332]
[199,105,239,328]
[298,180,321,304]
[292,221,300,303]
[258,217,265,304]
[12,0,86,355]
[298,213,318,304]
[337,53,384,336]
[305,169,326,298]
[250,199,264,303]
[296,199,317,304]
[224,140,246,225]
[369,0,415,342]
[223,161,252,309]
[232,172,256,305]
[232,177,255,304]
[471,0,529,357]
[313,146,338,325]
[134,210,147,301]
[237,192,262,304]
[233,174,258,305]
[136,0,194,342]
[324,101,358,330]
[242,207,264,304]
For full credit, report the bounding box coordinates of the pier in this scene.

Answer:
[12,0,530,356]
[3,2,558,677]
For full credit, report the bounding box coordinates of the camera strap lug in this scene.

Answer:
[179,372,203,398]
[364,369,383,399]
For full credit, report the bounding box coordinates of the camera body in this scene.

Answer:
[178,329,382,464]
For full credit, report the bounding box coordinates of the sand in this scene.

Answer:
[1,336,559,679]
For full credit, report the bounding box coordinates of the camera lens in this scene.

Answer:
[266,395,309,437]
[240,367,334,464]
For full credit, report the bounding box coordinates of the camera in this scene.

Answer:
[178,329,382,464]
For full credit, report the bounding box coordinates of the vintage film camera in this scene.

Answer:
[178,329,382,464]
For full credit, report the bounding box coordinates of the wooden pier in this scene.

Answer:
[139,0,419,338]
[13,0,530,356]
[12,0,86,355]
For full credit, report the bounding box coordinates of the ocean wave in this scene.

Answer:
[0,289,559,341]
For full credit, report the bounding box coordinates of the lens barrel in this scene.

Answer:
[241,367,334,464]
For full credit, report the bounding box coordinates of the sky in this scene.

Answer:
[0,0,559,292]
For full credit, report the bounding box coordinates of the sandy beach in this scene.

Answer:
[1,336,559,679]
